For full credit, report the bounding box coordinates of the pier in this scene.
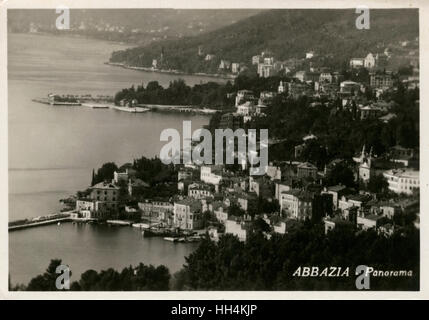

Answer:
[8,214,72,231]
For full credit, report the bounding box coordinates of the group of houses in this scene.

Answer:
[72,136,418,242]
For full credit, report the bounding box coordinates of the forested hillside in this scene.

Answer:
[110,9,418,73]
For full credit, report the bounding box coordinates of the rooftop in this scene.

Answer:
[91,181,120,190]
[384,169,419,178]
[327,185,347,192]
[283,189,313,201]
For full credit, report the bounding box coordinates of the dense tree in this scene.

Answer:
[367,174,389,195]
[110,10,418,76]
[24,261,171,291]
[26,259,67,291]
[92,162,118,185]
[180,223,419,290]
[326,162,356,188]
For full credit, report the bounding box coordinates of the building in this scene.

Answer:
[219,60,231,70]
[76,181,120,219]
[235,89,255,106]
[275,180,292,201]
[225,218,251,241]
[200,165,223,186]
[259,91,277,105]
[340,81,361,95]
[89,181,119,205]
[152,59,158,69]
[258,63,275,78]
[278,81,287,93]
[236,101,256,116]
[370,72,393,89]
[113,170,129,184]
[350,58,365,68]
[252,55,262,65]
[383,169,420,195]
[128,178,149,196]
[173,199,203,230]
[389,146,417,167]
[369,201,401,219]
[338,194,371,213]
[205,54,215,61]
[306,51,315,59]
[297,162,318,179]
[219,112,244,130]
[188,182,214,199]
[364,53,376,68]
[75,200,95,219]
[138,200,174,220]
[236,191,258,212]
[319,72,333,83]
[322,185,347,210]
[266,164,282,181]
[213,202,229,224]
[359,105,384,120]
[305,72,321,83]
[295,71,306,82]
[280,189,313,220]
[357,214,384,230]
[288,82,312,98]
[178,168,193,181]
[324,216,353,234]
[231,62,240,74]
[249,176,273,199]
[350,54,375,69]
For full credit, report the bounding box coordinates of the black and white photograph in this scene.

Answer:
[1,0,425,297]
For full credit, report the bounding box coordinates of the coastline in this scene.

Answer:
[105,62,237,81]
[10,31,136,48]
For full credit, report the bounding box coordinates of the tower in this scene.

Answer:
[359,146,373,183]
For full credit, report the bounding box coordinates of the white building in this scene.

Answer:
[231,62,240,74]
[278,81,287,93]
[383,169,420,195]
[114,169,129,184]
[350,58,365,68]
[306,51,315,59]
[235,89,254,106]
[200,165,222,186]
[364,53,376,68]
[357,214,383,230]
[173,199,203,230]
[280,190,313,220]
[319,73,333,83]
[252,55,262,65]
[225,218,250,241]
[213,202,229,224]
[188,183,214,199]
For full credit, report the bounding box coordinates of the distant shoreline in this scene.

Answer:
[105,62,236,81]
[10,31,135,47]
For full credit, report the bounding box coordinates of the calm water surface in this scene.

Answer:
[8,33,221,285]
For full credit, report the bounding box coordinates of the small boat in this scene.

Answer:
[57,222,61,226]
[163,237,177,242]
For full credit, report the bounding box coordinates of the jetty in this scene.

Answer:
[9,212,72,231]
[32,98,81,106]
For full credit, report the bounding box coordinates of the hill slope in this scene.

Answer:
[8,9,261,45]
[110,9,419,73]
